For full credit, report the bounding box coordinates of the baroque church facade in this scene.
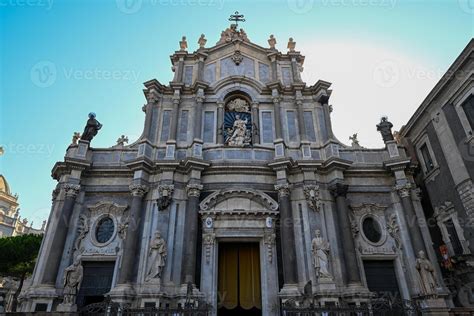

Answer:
[22,22,456,315]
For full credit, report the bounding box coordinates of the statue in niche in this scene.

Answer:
[146,231,167,282]
[224,98,252,147]
[62,256,83,305]
[80,112,102,142]
[311,230,332,279]
[416,250,438,295]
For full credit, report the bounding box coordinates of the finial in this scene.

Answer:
[268,34,276,49]
[116,135,129,146]
[288,37,296,52]
[228,11,245,29]
[198,34,207,49]
[179,36,188,51]
[349,133,361,148]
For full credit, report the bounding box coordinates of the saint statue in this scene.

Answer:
[146,231,167,282]
[80,112,102,142]
[311,230,332,279]
[62,257,83,305]
[376,116,394,142]
[226,115,248,147]
[416,250,438,295]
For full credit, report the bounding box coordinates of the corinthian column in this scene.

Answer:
[117,183,149,285]
[330,183,361,285]
[396,183,427,254]
[275,183,298,286]
[182,184,203,285]
[41,183,81,285]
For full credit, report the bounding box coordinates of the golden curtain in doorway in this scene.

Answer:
[218,243,262,310]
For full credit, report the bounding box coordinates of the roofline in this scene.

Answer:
[400,38,474,137]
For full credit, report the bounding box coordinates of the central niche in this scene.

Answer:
[224,95,252,147]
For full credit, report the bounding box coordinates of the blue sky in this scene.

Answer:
[0,0,472,226]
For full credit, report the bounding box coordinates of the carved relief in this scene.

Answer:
[203,233,216,264]
[73,214,90,257]
[231,50,243,66]
[200,188,279,212]
[263,233,276,263]
[303,185,321,212]
[157,185,174,211]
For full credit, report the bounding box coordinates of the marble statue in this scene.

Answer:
[146,231,167,282]
[80,112,102,142]
[416,250,438,295]
[217,24,249,44]
[226,98,249,113]
[71,132,81,145]
[376,117,394,142]
[287,37,296,52]
[179,36,187,51]
[198,34,207,49]
[226,115,248,147]
[62,257,83,305]
[312,230,332,279]
[268,34,276,49]
[116,135,128,146]
[349,133,361,148]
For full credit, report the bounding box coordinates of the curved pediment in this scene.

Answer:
[199,188,279,214]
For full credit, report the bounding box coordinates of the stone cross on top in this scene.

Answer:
[228,11,245,28]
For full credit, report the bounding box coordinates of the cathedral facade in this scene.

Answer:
[22,23,453,315]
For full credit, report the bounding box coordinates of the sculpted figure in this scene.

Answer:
[376,116,394,142]
[416,250,438,295]
[80,112,102,142]
[146,231,167,281]
[63,257,83,305]
[312,230,332,279]
[226,115,248,146]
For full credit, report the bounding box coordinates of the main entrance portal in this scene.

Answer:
[217,243,262,316]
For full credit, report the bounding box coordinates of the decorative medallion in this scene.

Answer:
[231,50,243,65]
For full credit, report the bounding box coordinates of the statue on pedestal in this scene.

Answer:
[146,231,167,282]
[416,250,438,295]
[376,116,394,142]
[311,230,332,279]
[80,112,102,142]
[62,257,83,305]
[226,115,249,147]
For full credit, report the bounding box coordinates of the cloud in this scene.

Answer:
[299,38,441,148]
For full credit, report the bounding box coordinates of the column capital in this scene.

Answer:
[217,101,224,108]
[129,183,149,197]
[395,183,412,198]
[330,183,348,198]
[251,101,259,109]
[187,184,203,197]
[63,183,81,198]
[272,96,281,104]
[275,183,290,197]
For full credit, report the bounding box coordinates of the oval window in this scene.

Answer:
[95,217,114,244]
[362,217,382,243]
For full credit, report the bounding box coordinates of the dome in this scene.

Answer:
[0,175,10,195]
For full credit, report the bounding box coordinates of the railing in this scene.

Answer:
[78,301,211,316]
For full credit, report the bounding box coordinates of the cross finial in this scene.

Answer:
[228,11,245,28]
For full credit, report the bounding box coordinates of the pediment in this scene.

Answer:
[199,188,279,214]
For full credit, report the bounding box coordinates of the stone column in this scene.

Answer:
[275,184,298,286]
[193,94,204,141]
[169,95,180,142]
[41,183,81,285]
[396,183,427,254]
[296,99,307,142]
[182,184,203,285]
[330,183,361,284]
[117,184,149,285]
[273,96,283,141]
[251,101,260,145]
[216,101,224,145]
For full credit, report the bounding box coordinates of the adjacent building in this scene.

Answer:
[400,39,474,307]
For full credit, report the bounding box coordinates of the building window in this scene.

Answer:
[184,66,193,86]
[286,111,298,142]
[445,219,463,256]
[461,95,474,130]
[160,110,171,142]
[261,111,274,144]
[362,217,382,243]
[95,217,114,244]
[420,143,435,173]
[178,110,189,142]
[303,111,317,142]
[203,111,215,143]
